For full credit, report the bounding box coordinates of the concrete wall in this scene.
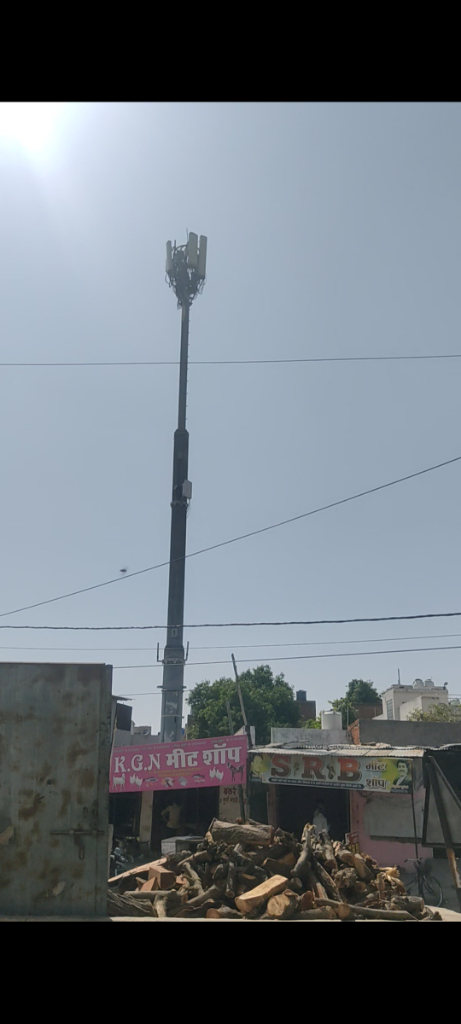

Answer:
[271,727,350,746]
[399,694,449,721]
[381,685,448,721]
[350,718,461,747]
[350,788,433,869]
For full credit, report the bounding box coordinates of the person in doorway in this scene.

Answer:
[161,800,183,835]
[312,802,329,834]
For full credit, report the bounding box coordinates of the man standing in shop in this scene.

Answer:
[161,799,183,837]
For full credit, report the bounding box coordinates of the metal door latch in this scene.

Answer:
[50,830,104,836]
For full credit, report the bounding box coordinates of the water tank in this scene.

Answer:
[321,710,343,731]
[424,678,434,688]
[413,678,424,688]
[296,690,307,703]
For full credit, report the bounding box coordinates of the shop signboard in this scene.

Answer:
[219,785,250,822]
[110,735,247,793]
[345,830,360,854]
[250,751,412,794]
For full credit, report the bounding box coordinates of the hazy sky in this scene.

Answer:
[1,101,461,731]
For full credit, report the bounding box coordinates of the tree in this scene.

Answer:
[330,679,381,729]
[186,665,301,744]
[408,703,461,723]
[302,716,321,729]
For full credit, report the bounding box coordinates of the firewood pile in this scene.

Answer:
[107,818,442,921]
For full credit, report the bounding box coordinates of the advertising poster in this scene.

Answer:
[250,751,412,793]
[110,735,247,793]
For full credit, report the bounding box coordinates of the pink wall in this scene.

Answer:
[350,790,433,868]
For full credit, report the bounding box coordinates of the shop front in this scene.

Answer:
[250,745,428,864]
[110,733,247,855]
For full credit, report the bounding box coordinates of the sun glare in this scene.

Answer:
[0,102,66,157]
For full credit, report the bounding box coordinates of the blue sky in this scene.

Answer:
[1,101,461,730]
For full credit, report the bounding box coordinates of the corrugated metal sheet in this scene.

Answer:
[252,744,425,758]
[0,662,112,917]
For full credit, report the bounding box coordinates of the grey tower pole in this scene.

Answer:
[160,234,207,743]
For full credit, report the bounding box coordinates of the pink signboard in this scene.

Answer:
[110,735,248,794]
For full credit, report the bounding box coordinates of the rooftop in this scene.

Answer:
[252,743,427,759]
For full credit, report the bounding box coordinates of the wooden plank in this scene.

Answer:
[147,864,176,890]
[235,875,288,914]
[108,858,167,885]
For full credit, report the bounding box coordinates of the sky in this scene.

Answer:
[1,101,461,732]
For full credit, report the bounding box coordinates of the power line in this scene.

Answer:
[3,611,461,631]
[2,630,461,651]
[1,452,460,620]
[111,641,461,672]
[2,354,461,366]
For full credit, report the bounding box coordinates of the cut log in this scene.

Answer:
[311,859,340,900]
[147,864,176,890]
[337,848,357,869]
[335,868,358,892]
[209,819,274,848]
[212,862,229,882]
[390,896,425,918]
[226,861,238,898]
[139,877,160,893]
[235,875,288,914]
[177,850,211,868]
[300,890,315,911]
[128,888,184,905]
[263,858,293,879]
[206,906,243,919]
[296,907,337,920]
[267,891,301,919]
[277,851,297,868]
[108,858,168,886]
[310,832,337,875]
[182,861,204,895]
[173,900,219,918]
[337,902,353,920]
[315,898,419,922]
[352,855,371,881]
[292,844,312,881]
[108,890,155,917]
[174,883,223,912]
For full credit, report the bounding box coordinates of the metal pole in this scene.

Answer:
[231,654,252,749]
[225,698,246,824]
[427,757,461,912]
[409,780,422,897]
[160,300,190,742]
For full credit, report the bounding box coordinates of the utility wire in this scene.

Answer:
[1,453,459,620]
[111,641,461,672]
[3,611,461,630]
[2,630,461,651]
[2,354,461,366]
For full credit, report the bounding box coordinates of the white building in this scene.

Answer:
[375,678,449,721]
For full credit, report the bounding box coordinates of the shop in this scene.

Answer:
[250,744,428,864]
[110,733,248,854]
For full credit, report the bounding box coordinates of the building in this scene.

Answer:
[376,678,449,721]
[294,691,317,722]
[271,710,349,748]
[249,741,430,869]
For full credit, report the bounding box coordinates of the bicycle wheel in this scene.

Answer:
[405,874,423,898]
[422,875,443,908]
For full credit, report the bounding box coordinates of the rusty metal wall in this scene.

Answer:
[0,662,112,916]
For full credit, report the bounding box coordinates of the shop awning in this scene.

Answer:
[250,744,425,794]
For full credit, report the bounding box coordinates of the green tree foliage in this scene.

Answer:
[302,716,322,729]
[330,679,381,729]
[186,665,301,744]
[408,702,461,722]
